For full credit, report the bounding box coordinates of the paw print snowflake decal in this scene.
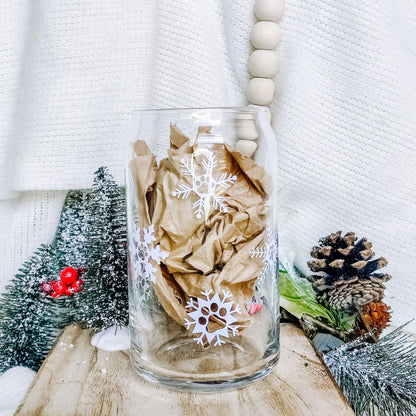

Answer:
[172,154,237,219]
[249,223,278,287]
[185,290,241,347]
[132,223,168,296]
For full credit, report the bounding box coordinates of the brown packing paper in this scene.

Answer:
[131,125,273,339]
[130,140,189,325]
[131,140,158,226]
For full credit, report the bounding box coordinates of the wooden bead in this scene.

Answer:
[236,140,258,157]
[247,104,272,122]
[235,119,258,140]
[250,21,281,50]
[247,78,275,105]
[248,50,279,78]
[236,112,254,120]
[254,0,285,21]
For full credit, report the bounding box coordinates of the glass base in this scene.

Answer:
[130,336,279,393]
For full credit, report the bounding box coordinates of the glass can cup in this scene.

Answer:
[126,107,279,391]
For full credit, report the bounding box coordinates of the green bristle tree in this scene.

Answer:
[0,244,60,372]
[55,190,90,271]
[75,167,128,330]
[0,167,129,373]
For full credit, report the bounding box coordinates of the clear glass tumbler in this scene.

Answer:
[126,107,279,391]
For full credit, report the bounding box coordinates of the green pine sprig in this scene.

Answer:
[324,322,416,416]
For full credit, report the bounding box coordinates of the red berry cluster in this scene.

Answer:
[41,267,84,298]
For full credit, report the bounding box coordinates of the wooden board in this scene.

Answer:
[15,323,355,416]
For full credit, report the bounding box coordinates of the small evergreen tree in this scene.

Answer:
[55,190,90,270]
[76,167,128,330]
[0,245,60,372]
[0,167,129,373]
[54,190,91,324]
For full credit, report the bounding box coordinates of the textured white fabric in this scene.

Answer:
[0,191,66,293]
[274,0,416,333]
[3,0,250,192]
[0,366,35,416]
[0,0,415,392]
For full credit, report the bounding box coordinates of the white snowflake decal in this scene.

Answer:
[185,290,241,347]
[172,154,237,219]
[249,223,278,287]
[132,223,168,296]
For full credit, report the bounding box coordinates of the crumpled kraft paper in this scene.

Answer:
[131,124,273,332]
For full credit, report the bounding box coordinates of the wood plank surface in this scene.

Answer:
[15,323,355,416]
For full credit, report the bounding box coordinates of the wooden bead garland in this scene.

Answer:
[235,0,285,157]
[235,112,259,141]
[254,0,285,21]
[236,120,259,141]
[247,78,275,106]
[236,139,258,156]
[250,21,281,50]
[248,50,279,78]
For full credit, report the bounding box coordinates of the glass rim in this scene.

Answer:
[130,106,267,116]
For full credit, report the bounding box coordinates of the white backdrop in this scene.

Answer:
[1,1,416,411]
[1,0,415,329]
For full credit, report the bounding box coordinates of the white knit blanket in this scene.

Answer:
[1,0,416,411]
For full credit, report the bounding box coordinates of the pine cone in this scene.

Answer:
[359,301,392,337]
[307,231,391,311]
